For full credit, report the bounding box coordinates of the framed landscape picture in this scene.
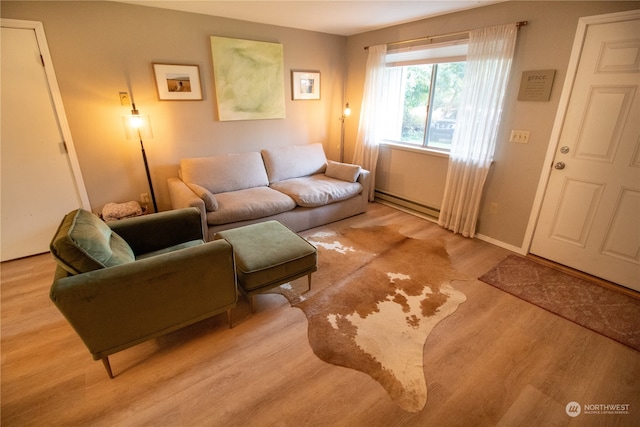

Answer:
[153,63,203,101]
[291,70,320,100]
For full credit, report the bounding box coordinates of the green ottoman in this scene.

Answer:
[214,221,317,311]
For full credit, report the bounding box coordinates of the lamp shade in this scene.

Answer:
[122,113,153,140]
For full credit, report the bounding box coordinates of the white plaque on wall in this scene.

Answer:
[518,69,556,101]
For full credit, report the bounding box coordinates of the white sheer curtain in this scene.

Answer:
[353,44,387,201]
[438,24,518,237]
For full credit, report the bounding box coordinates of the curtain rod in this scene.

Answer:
[364,21,528,50]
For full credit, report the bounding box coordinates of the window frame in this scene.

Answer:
[381,39,469,152]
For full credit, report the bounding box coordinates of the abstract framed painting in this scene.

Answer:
[210,36,285,121]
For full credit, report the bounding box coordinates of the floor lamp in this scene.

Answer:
[124,103,158,212]
[339,102,351,163]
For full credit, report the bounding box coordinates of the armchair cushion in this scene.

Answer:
[50,209,135,275]
[136,239,203,260]
[108,207,204,256]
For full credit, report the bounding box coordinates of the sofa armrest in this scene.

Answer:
[358,169,371,196]
[168,177,209,240]
[50,239,237,360]
[109,207,203,256]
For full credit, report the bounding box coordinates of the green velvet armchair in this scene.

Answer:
[49,207,237,378]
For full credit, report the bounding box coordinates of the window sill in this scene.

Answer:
[379,141,450,159]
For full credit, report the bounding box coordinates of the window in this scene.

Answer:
[381,40,467,151]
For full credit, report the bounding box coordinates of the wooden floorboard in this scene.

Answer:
[2,203,639,426]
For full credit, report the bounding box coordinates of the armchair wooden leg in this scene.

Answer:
[227,308,233,329]
[249,295,256,313]
[101,357,114,379]
[307,273,312,292]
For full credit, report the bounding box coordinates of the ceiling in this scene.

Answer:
[115,1,503,36]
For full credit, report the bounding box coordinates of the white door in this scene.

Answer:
[530,10,640,291]
[1,21,90,261]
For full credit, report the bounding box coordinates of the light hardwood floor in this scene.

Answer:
[2,203,639,426]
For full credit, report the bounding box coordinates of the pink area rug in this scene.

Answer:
[479,255,640,352]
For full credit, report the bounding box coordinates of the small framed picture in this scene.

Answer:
[153,63,203,101]
[291,70,320,100]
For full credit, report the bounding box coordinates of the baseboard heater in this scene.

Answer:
[374,190,440,220]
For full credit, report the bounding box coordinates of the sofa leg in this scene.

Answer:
[307,273,312,292]
[227,308,233,329]
[101,357,114,379]
[249,295,256,313]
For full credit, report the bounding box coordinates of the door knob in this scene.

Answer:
[554,161,566,170]
[560,146,570,154]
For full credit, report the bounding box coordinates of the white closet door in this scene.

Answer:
[1,23,89,261]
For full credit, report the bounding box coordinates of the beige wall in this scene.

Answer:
[1,1,346,212]
[345,1,639,248]
[3,1,638,249]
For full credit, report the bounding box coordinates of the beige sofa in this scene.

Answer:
[168,143,370,240]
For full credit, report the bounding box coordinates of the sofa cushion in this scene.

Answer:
[206,187,296,225]
[180,152,269,194]
[262,143,327,184]
[50,209,135,275]
[270,174,364,208]
[187,183,218,211]
[325,160,362,183]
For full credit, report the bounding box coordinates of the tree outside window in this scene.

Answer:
[383,61,466,150]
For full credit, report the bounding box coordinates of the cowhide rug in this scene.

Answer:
[266,224,471,412]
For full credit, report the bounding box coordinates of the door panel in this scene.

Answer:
[600,188,640,262]
[549,179,603,247]
[575,86,633,161]
[531,12,640,291]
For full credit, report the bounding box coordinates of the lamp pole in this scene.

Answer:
[138,131,158,213]
[339,102,351,163]
[340,117,345,163]
[129,103,158,212]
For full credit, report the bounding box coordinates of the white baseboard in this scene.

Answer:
[376,196,526,255]
[476,233,527,255]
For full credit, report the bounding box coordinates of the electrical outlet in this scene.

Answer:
[119,91,131,106]
[510,130,530,143]
[141,193,150,203]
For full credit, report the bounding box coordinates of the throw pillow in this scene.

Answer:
[50,209,135,275]
[187,183,218,211]
[325,160,361,183]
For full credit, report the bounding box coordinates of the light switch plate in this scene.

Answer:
[510,130,530,143]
